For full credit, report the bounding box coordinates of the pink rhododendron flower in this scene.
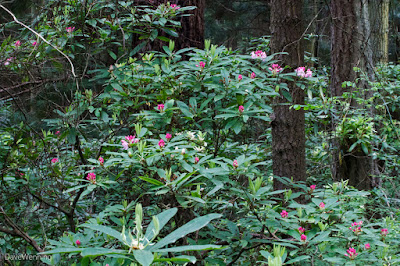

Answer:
[300,234,307,242]
[170,4,180,10]
[238,74,243,81]
[166,133,172,140]
[98,157,104,165]
[195,157,200,164]
[251,50,267,60]
[238,105,244,113]
[349,222,362,235]
[66,26,75,33]
[365,243,370,250]
[196,61,206,68]
[51,158,59,163]
[250,72,256,79]
[319,202,325,210]
[295,67,312,78]
[55,130,61,135]
[233,159,238,168]
[298,227,305,233]
[268,64,282,75]
[280,210,288,218]
[157,104,165,111]
[15,40,21,47]
[345,247,358,260]
[4,57,13,66]
[381,228,388,237]
[310,185,316,191]
[121,140,129,150]
[158,139,165,148]
[86,172,96,184]
[76,240,81,246]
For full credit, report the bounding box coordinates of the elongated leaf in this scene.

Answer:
[144,208,177,242]
[155,244,221,253]
[286,255,311,264]
[138,176,164,186]
[150,213,221,251]
[133,250,153,266]
[80,247,126,257]
[81,224,124,243]
[154,255,196,263]
[40,248,81,255]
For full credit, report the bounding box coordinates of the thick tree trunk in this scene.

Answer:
[136,0,205,51]
[270,0,306,191]
[369,0,390,64]
[330,0,377,190]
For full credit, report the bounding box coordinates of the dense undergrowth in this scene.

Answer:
[1,1,400,265]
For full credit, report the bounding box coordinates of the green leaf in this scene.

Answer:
[138,176,164,186]
[130,42,147,56]
[150,213,222,251]
[144,208,177,242]
[285,255,311,264]
[80,248,126,257]
[133,250,153,266]
[40,248,81,255]
[80,224,124,243]
[155,244,221,253]
[154,255,196,263]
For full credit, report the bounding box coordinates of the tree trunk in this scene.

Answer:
[136,0,205,51]
[270,0,306,191]
[330,0,377,190]
[369,0,390,64]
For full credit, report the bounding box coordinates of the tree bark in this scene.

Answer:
[369,0,390,64]
[270,0,306,191]
[330,0,377,190]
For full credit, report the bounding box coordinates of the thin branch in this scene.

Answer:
[0,4,79,89]
[0,207,43,252]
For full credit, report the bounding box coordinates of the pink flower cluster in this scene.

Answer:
[76,240,81,246]
[319,202,325,210]
[195,157,200,164]
[98,157,104,165]
[309,185,316,192]
[15,40,21,47]
[238,105,244,113]
[158,139,165,148]
[251,50,267,60]
[280,210,288,218]
[381,228,389,237]
[166,133,172,140]
[250,72,256,79]
[345,247,358,260]
[66,26,75,33]
[4,57,13,66]
[170,4,180,10]
[349,221,363,234]
[51,158,59,164]
[121,135,139,150]
[365,243,370,250]
[233,159,238,169]
[238,74,243,81]
[298,227,305,233]
[196,61,206,68]
[157,104,165,111]
[269,64,282,75]
[86,172,96,184]
[300,234,307,242]
[295,67,312,78]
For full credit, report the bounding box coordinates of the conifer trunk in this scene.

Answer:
[270,0,306,191]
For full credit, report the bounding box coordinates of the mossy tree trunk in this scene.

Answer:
[330,0,378,190]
